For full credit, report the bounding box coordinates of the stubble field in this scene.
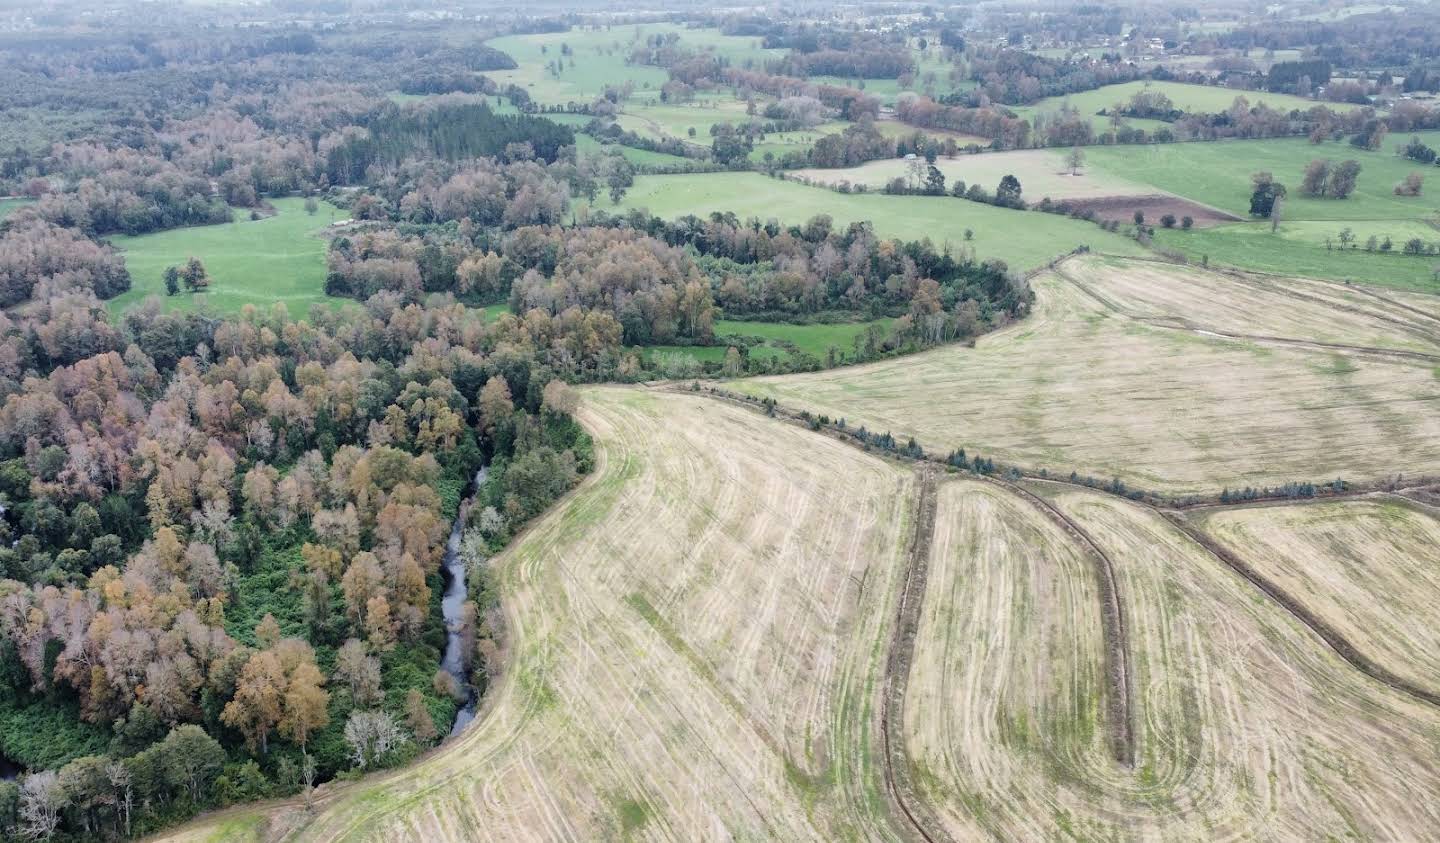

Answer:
[733,254,1440,494]
[1197,497,1440,693]
[907,478,1440,839]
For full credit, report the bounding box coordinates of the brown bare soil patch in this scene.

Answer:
[1064,193,1240,228]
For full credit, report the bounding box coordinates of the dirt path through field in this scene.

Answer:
[879,467,949,843]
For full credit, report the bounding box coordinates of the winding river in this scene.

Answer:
[440,466,486,735]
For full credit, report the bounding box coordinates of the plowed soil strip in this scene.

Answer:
[1166,512,1440,709]
[881,467,949,843]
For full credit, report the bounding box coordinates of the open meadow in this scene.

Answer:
[166,387,919,841]
[792,148,1160,201]
[1085,136,1438,221]
[106,197,347,314]
[732,254,1440,494]
[907,478,1440,839]
[484,26,779,106]
[1012,80,1366,136]
[612,173,1151,271]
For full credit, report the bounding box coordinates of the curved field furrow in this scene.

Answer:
[907,477,1440,840]
[165,388,918,842]
[1198,498,1440,696]
[734,255,1440,493]
[904,475,1440,835]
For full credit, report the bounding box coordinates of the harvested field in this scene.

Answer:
[733,255,1440,494]
[1058,256,1440,354]
[906,478,1440,839]
[1198,498,1440,693]
[1061,193,1240,227]
[167,387,918,841]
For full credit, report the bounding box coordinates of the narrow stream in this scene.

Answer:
[441,466,486,735]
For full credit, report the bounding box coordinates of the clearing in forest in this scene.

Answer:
[732,254,1440,494]
[907,478,1440,840]
[107,197,348,315]
[167,387,919,841]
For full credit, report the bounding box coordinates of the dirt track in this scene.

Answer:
[879,468,949,843]
[1165,510,1440,709]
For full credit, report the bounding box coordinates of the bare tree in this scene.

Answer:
[1065,146,1085,176]
[106,761,132,838]
[302,752,318,813]
[344,710,407,770]
[18,772,65,841]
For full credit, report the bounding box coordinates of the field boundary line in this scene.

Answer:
[879,466,951,843]
[1164,511,1440,710]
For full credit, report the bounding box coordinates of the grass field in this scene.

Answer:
[1199,498,1440,692]
[733,254,1440,493]
[0,197,33,219]
[573,132,691,167]
[1154,221,1440,291]
[792,148,1158,201]
[1085,137,1438,221]
[165,387,919,840]
[716,318,893,358]
[1019,80,1362,126]
[1076,132,1440,286]
[909,479,1440,839]
[615,173,1151,271]
[614,99,752,145]
[484,25,780,105]
[107,197,347,314]
[640,319,891,371]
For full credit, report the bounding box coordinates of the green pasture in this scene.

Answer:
[107,197,347,314]
[1086,137,1440,220]
[639,317,893,366]
[0,198,33,220]
[1154,221,1440,292]
[1022,80,1362,121]
[484,25,780,105]
[612,172,1150,271]
[574,133,691,167]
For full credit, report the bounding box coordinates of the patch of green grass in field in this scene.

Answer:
[0,197,32,219]
[574,133,691,167]
[614,99,753,145]
[640,318,912,367]
[613,173,1150,271]
[640,345,731,363]
[485,26,780,106]
[1022,80,1361,124]
[107,197,348,314]
[1085,137,1438,220]
[1154,222,1440,292]
[716,318,893,358]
